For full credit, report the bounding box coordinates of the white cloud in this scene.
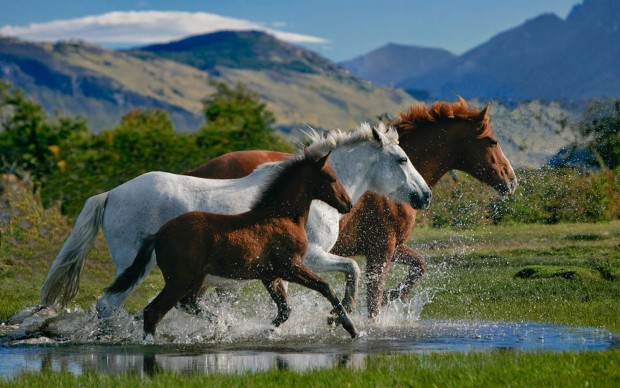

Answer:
[0,10,328,45]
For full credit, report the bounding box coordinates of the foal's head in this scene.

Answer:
[252,149,352,215]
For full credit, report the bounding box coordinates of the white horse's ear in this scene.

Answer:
[372,125,386,147]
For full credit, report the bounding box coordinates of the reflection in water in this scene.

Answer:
[1,320,618,380]
[1,285,618,380]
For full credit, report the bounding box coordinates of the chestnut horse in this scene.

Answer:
[108,150,359,339]
[184,98,518,318]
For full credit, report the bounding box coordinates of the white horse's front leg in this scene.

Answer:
[304,244,361,313]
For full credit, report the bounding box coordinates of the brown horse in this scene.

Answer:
[184,98,518,318]
[107,149,358,339]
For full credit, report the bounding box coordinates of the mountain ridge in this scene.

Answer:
[0,32,415,132]
[344,0,620,100]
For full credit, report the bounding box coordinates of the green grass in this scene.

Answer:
[384,222,620,330]
[4,350,620,387]
[2,183,620,385]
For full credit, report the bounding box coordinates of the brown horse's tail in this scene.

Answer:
[106,235,156,295]
[40,192,108,307]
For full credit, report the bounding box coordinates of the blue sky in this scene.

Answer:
[0,0,578,61]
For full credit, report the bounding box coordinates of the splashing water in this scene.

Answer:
[1,276,618,380]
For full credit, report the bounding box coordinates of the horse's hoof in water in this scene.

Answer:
[327,313,341,328]
[381,289,401,306]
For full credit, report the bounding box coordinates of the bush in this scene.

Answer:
[416,168,619,227]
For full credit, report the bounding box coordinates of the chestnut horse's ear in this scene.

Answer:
[304,145,311,158]
[316,151,331,168]
[478,102,491,123]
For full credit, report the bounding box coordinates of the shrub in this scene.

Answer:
[416,167,619,227]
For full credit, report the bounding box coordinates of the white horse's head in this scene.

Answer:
[304,123,431,209]
[365,123,431,209]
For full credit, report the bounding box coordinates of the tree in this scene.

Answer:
[197,82,292,155]
[0,81,87,183]
[578,100,620,169]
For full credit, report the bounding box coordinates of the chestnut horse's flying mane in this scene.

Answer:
[391,97,492,138]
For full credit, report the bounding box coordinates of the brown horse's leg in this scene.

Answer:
[144,282,195,338]
[284,265,358,338]
[262,278,291,326]
[382,244,427,305]
[365,241,396,320]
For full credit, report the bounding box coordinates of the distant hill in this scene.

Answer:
[0,31,415,132]
[137,30,345,76]
[340,43,455,92]
[0,37,201,131]
[398,0,620,100]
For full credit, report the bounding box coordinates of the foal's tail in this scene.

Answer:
[105,235,156,295]
[40,192,108,307]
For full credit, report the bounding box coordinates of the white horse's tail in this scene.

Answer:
[40,192,108,307]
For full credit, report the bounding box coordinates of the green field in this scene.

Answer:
[1,182,619,384]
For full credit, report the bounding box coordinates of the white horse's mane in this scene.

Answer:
[252,122,399,176]
[303,122,399,155]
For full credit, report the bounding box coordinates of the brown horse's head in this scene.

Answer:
[394,97,518,195]
[304,148,353,214]
[454,100,518,195]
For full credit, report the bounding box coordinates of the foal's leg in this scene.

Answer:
[143,282,195,338]
[262,279,291,326]
[284,265,358,339]
[305,245,361,313]
[382,245,427,305]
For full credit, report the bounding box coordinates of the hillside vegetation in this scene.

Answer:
[0,33,415,132]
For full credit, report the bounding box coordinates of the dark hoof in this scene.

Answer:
[327,308,343,328]
[381,289,401,305]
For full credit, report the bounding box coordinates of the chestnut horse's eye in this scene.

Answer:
[489,139,498,146]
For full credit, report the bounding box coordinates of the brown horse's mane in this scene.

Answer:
[390,97,491,137]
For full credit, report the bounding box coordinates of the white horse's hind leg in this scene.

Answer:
[96,255,157,318]
[304,244,361,313]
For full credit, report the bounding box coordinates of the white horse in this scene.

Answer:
[40,123,431,318]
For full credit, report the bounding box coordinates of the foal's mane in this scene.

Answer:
[250,153,313,211]
[391,97,491,137]
[250,122,398,210]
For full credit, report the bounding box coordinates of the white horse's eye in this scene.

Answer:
[398,157,408,165]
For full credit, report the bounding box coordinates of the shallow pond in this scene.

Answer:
[1,319,617,379]
[2,285,618,380]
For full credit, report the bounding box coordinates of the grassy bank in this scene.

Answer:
[2,180,620,385]
[398,221,620,330]
[1,178,619,327]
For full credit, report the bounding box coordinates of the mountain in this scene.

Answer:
[398,0,620,100]
[340,43,455,92]
[0,31,415,132]
[0,37,202,131]
[137,30,344,76]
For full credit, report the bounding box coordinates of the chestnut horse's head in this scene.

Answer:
[455,100,518,195]
[394,97,518,195]
[303,148,353,214]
